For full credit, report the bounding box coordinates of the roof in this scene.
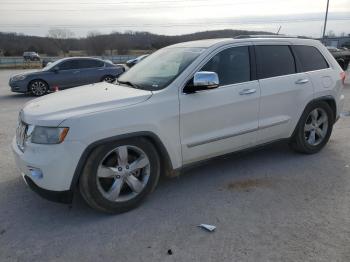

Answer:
[168,36,322,49]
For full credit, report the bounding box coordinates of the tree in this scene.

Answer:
[85,31,108,56]
[48,28,75,56]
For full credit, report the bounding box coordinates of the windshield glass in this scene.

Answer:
[118,47,205,91]
[42,59,62,71]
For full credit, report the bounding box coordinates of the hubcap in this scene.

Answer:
[103,76,114,83]
[31,81,47,96]
[96,145,150,202]
[304,108,328,146]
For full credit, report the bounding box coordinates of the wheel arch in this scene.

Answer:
[291,95,337,138]
[27,78,50,91]
[100,74,116,82]
[70,131,174,190]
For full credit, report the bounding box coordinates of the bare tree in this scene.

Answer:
[86,31,108,56]
[48,28,75,56]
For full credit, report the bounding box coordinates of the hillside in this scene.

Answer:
[0,29,272,56]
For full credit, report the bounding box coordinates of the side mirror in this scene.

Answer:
[184,71,219,94]
[52,66,59,73]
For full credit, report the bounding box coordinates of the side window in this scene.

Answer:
[292,45,329,72]
[79,59,104,69]
[201,46,250,86]
[256,45,296,79]
[58,60,80,70]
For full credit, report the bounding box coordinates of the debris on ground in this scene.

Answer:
[345,165,349,168]
[198,224,216,232]
[227,178,271,191]
[167,249,173,255]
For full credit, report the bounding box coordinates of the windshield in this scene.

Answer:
[118,47,205,91]
[42,59,62,71]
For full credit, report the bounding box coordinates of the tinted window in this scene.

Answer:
[79,59,104,69]
[293,45,329,72]
[256,45,296,79]
[201,46,250,86]
[58,60,80,70]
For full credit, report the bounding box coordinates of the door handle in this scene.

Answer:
[295,79,309,84]
[239,88,257,95]
[73,70,80,74]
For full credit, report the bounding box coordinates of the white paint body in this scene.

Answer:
[12,37,345,192]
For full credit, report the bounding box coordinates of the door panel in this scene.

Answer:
[180,45,260,164]
[257,73,313,143]
[78,59,105,85]
[180,81,260,164]
[254,44,314,143]
[49,60,81,89]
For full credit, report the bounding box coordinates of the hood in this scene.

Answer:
[12,70,42,79]
[22,82,152,126]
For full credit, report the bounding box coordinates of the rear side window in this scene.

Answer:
[256,45,296,79]
[201,46,250,86]
[58,60,80,70]
[293,45,329,72]
[79,59,104,69]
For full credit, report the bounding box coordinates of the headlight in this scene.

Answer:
[30,126,69,144]
[12,75,27,81]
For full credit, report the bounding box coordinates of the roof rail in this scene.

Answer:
[234,35,312,39]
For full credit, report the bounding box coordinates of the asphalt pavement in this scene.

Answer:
[0,69,350,262]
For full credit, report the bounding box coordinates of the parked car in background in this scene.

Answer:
[328,47,350,70]
[12,37,345,213]
[23,52,40,61]
[9,57,124,96]
[126,54,149,68]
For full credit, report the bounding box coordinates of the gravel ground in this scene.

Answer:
[0,69,349,262]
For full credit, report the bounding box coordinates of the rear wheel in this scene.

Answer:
[29,80,48,96]
[79,138,160,213]
[289,101,334,154]
[101,75,116,83]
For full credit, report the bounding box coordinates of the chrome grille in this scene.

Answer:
[16,120,28,151]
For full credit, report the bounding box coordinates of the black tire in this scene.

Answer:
[28,80,49,96]
[101,75,116,83]
[289,101,334,154]
[79,138,160,214]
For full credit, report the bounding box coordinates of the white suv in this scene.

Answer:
[13,37,345,213]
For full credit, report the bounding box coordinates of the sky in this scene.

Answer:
[0,0,349,37]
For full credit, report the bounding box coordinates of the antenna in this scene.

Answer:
[322,0,330,42]
[276,25,282,35]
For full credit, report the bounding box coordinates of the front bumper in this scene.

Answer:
[12,137,86,203]
[24,175,73,203]
[9,79,28,93]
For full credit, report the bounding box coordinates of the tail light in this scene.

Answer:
[340,71,346,85]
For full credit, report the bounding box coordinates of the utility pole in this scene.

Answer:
[322,0,330,42]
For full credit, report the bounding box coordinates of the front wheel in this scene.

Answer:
[79,138,160,213]
[29,80,48,96]
[289,101,334,154]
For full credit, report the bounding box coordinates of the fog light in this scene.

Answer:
[28,167,43,179]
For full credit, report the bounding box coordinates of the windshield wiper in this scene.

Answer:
[117,80,140,89]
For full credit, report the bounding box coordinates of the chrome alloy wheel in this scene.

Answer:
[96,145,151,202]
[304,108,329,146]
[30,81,47,96]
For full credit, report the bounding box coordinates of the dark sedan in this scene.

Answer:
[9,57,124,96]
